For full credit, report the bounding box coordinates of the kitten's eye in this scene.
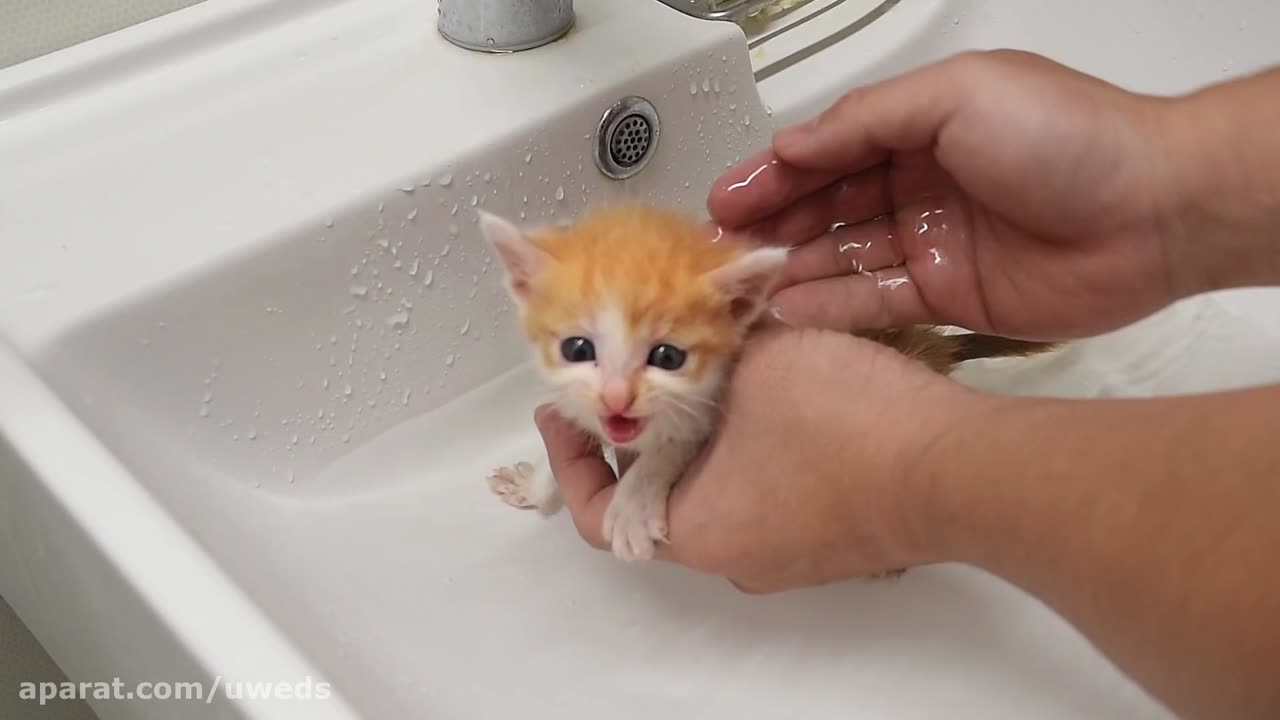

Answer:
[647,344,687,371]
[560,337,596,363]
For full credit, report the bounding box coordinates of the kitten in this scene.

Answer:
[479,204,1053,562]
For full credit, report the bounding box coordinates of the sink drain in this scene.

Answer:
[594,97,660,180]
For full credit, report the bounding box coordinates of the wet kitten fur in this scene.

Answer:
[480,204,1053,562]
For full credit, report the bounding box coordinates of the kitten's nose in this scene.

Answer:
[601,379,635,414]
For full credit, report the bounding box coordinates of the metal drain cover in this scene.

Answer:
[594,97,660,180]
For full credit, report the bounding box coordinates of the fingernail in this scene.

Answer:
[766,305,792,326]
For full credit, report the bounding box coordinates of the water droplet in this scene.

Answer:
[554,185,565,201]
[377,201,385,213]
[460,319,471,335]
[399,185,414,193]
[469,195,478,207]
[322,378,330,389]
[324,218,334,228]
[440,244,451,257]
[713,78,720,93]
[402,389,412,406]
[386,311,410,328]
[407,208,418,221]
[689,81,698,95]
[288,470,296,484]
[743,114,751,126]
[198,405,210,418]
[448,224,459,237]
[702,77,711,92]
[349,285,369,298]
[438,173,453,186]
[247,427,258,440]
[343,383,353,397]
[342,433,351,444]
[444,354,457,367]
[424,269,434,287]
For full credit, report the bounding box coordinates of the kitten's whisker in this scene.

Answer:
[674,393,720,409]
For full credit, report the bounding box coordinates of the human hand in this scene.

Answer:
[535,327,975,593]
[708,50,1198,341]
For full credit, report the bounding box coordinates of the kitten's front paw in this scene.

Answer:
[486,461,561,515]
[602,490,669,562]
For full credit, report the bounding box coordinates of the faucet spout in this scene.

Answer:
[438,0,575,53]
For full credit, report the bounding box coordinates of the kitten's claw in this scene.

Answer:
[602,489,669,562]
[486,461,561,515]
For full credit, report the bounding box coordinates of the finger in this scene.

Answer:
[773,54,972,171]
[739,165,892,249]
[775,215,904,290]
[728,577,780,595]
[770,268,933,331]
[706,149,847,230]
[534,405,614,549]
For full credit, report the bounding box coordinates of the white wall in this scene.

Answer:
[0,0,208,69]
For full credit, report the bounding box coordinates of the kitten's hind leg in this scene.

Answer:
[486,458,562,516]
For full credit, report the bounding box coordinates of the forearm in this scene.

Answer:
[920,384,1280,720]
[1162,65,1280,296]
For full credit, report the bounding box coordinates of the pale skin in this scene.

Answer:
[536,51,1280,719]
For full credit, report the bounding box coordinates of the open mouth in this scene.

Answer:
[602,415,646,444]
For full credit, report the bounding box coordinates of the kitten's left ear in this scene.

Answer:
[477,210,552,304]
[706,246,790,325]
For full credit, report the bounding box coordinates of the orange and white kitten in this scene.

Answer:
[478,204,787,561]
[479,203,1055,563]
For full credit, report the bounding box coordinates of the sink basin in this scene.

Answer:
[2,0,1279,718]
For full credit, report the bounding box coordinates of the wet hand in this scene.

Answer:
[708,50,1192,341]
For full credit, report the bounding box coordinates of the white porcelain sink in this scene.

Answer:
[2,1,1279,718]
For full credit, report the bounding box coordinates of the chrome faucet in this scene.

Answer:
[653,0,797,22]
[438,0,574,53]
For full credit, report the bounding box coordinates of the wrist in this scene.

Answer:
[889,385,1020,569]
[1158,67,1280,297]
[900,391,1057,571]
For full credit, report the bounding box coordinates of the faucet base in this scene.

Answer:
[438,0,575,53]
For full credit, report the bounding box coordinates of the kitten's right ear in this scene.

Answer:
[477,210,552,303]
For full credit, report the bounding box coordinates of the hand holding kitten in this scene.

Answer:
[536,326,970,592]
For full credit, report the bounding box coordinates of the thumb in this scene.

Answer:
[534,405,615,549]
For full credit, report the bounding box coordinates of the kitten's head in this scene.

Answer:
[479,204,787,449]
